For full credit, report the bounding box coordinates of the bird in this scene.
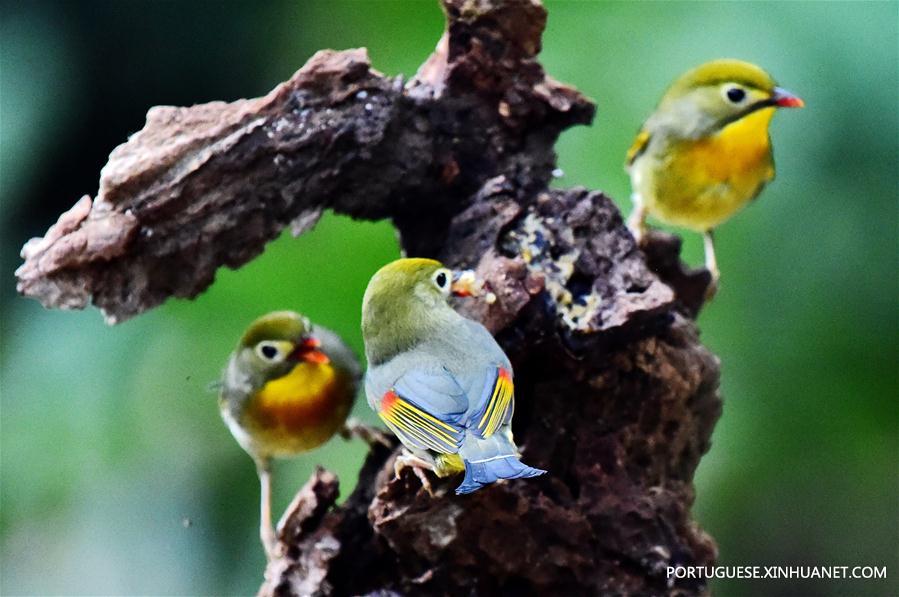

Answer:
[626,59,804,292]
[218,311,360,559]
[361,257,546,495]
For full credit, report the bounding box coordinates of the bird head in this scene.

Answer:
[361,258,476,364]
[234,311,329,383]
[656,59,803,137]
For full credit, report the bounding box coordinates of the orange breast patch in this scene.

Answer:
[244,362,353,455]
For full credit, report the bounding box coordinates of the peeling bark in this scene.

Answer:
[16,0,592,324]
[17,0,720,594]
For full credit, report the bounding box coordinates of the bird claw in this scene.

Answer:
[703,274,720,302]
[627,197,647,244]
[701,230,720,302]
[627,221,646,245]
[341,419,393,449]
[393,452,436,496]
[263,537,282,563]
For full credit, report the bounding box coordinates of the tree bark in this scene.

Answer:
[16,0,720,594]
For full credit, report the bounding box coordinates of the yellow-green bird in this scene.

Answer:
[219,311,360,558]
[626,59,804,289]
[361,258,545,495]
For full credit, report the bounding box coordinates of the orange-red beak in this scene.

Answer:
[773,86,804,108]
[450,270,478,297]
[293,337,330,364]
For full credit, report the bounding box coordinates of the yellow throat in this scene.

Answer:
[642,107,776,231]
[243,361,352,458]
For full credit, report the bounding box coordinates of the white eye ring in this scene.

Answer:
[432,268,451,293]
[255,341,286,363]
[722,84,748,104]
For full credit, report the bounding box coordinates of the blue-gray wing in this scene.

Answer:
[367,366,467,454]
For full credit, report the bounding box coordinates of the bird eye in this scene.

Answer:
[432,268,450,291]
[725,86,746,103]
[256,342,284,362]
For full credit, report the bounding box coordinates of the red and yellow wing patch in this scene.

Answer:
[379,390,463,454]
[475,367,514,438]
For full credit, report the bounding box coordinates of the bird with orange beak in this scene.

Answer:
[218,311,360,559]
[361,258,545,495]
[626,59,804,292]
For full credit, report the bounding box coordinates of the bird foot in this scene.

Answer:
[627,199,647,244]
[703,273,720,302]
[263,538,283,563]
[701,230,720,302]
[393,452,436,496]
[627,220,647,245]
[340,418,394,449]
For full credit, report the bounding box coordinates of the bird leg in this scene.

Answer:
[627,194,648,244]
[255,457,278,560]
[702,230,720,299]
[394,450,436,496]
[339,418,394,449]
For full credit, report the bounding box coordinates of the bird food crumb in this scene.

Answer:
[503,212,602,331]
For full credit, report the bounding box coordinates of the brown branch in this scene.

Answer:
[17,0,720,594]
[15,0,592,324]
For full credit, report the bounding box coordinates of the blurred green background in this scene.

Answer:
[1,1,896,595]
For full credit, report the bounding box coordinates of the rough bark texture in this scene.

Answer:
[17,0,720,595]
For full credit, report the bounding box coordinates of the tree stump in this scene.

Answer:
[16,1,721,594]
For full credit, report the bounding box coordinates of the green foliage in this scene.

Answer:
[1,1,896,595]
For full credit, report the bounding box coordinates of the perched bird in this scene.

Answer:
[219,311,360,558]
[626,59,803,288]
[361,258,545,495]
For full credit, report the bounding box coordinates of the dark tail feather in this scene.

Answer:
[455,457,546,495]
